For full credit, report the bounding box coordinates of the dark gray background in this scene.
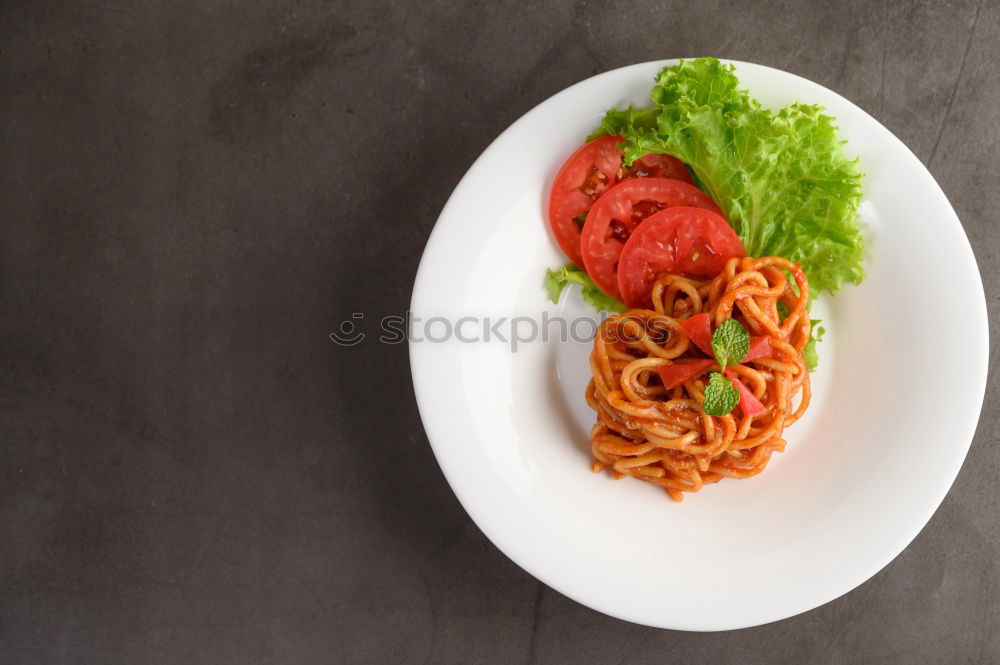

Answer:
[2,0,997,663]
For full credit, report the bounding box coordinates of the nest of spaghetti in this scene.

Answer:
[586,256,812,501]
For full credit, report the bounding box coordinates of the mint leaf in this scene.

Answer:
[703,372,739,416]
[544,264,626,313]
[711,319,750,371]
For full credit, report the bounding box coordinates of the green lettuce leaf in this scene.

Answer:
[545,264,626,313]
[596,58,865,297]
[803,320,825,372]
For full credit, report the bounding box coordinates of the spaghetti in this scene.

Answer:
[586,256,812,501]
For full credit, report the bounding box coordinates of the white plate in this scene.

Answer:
[409,60,988,631]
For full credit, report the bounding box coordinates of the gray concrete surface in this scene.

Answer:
[1,0,998,663]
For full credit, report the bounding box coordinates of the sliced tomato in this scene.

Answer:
[724,370,767,418]
[625,154,694,185]
[548,136,624,266]
[680,313,714,356]
[742,335,772,362]
[657,359,715,390]
[616,207,745,309]
[580,179,725,301]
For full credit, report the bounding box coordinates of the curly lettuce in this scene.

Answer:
[545,264,626,313]
[592,58,865,296]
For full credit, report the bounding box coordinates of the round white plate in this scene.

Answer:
[409,60,988,631]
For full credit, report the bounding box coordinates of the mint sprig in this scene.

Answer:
[711,319,750,371]
[703,372,740,416]
[701,319,751,417]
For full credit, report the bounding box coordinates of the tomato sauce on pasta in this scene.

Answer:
[586,256,812,501]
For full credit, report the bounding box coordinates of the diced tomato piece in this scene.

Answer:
[724,370,766,418]
[680,313,713,356]
[657,359,715,390]
[742,335,772,362]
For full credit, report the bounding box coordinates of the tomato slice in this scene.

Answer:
[548,138,696,266]
[680,313,714,356]
[616,206,745,309]
[724,370,767,418]
[657,359,715,390]
[580,179,724,301]
[547,136,624,267]
[625,154,694,185]
[742,335,772,362]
